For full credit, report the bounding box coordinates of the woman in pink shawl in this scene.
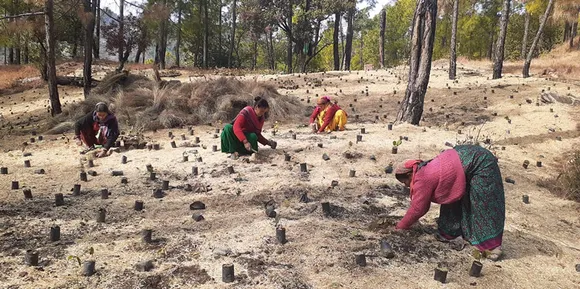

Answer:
[394,145,505,261]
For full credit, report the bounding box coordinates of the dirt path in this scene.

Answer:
[0,63,579,289]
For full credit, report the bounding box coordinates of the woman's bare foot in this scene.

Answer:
[487,247,503,261]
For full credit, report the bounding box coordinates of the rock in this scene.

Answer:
[265,207,277,218]
[380,239,395,259]
[111,170,124,176]
[136,260,154,272]
[190,201,206,210]
[34,169,45,174]
[19,271,28,277]
[192,213,205,222]
[322,153,330,161]
[213,248,233,258]
[343,151,363,159]
[299,192,310,203]
[540,92,556,104]
[369,155,376,161]
[576,263,580,272]
[331,180,339,188]
[87,170,97,176]
[449,237,466,251]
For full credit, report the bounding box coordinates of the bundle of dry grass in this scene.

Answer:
[538,150,580,202]
[47,75,306,134]
[93,71,152,95]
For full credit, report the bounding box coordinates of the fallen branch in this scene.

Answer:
[0,11,45,21]
[56,76,100,87]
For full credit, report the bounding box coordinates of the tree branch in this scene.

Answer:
[0,11,45,21]
[100,8,120,23]
[309,42,331,61]
[125,0,145,10]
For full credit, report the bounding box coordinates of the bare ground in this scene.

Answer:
[0,60,579,289]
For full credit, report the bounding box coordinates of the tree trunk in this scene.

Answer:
[487,30,494,60]
[523,0,554,78]
[122,40,133,64]
[15,22,21,64]
[203,0,208,68]
[564,21,570,41]
[23,40,29,64]
[570,21,578,48]
[118,0,124,66]
[344,7,354,71]
[359,32,364,70]
[218,0,222,58]
[449,0,459,80]
[45,0,61,115]
[492,0,510,79]
[176,1,182,67]
[155,0,168,69]
[267,28,275,70]
[333,12,340,71]
[93,0,100,59]
[379,9,386,68]
[340,17,345,70]
[83,0,96,98]
[135,49,142,63]
[155,43,159,63]
[252,39,257,70]
[396,0,437,125]
[286,2,293,74]
[228,0,236,67]
[15,38,21,64]
[72,39,78,58]
[8,47,13,64]
[521,10,529,59]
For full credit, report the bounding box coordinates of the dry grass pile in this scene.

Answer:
[0,65,42,94]
[92,71,152,95]
[538,150,580,202]
[47,75,306,134]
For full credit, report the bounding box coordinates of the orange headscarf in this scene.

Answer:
[395,159,423,199]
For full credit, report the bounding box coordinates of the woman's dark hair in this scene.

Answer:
[95,102,110,113]
[254,96,269,109]
[395,173,410,183]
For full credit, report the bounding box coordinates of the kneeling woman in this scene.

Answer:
[221,97,276,156]
[74,102,119,158]
[309,96,347,133]
[394,145,505,260]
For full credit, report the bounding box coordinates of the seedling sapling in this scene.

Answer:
[392,140,402,154]
[67,247,94,267]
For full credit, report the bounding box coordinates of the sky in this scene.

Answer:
[368,0,397,17]
[101,0,396,17]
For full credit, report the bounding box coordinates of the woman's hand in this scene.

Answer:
[96,149,108,158]
[243,141,252,152]
[74,136,82,146]
[310,123,317,133]
[268,140,277,149]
